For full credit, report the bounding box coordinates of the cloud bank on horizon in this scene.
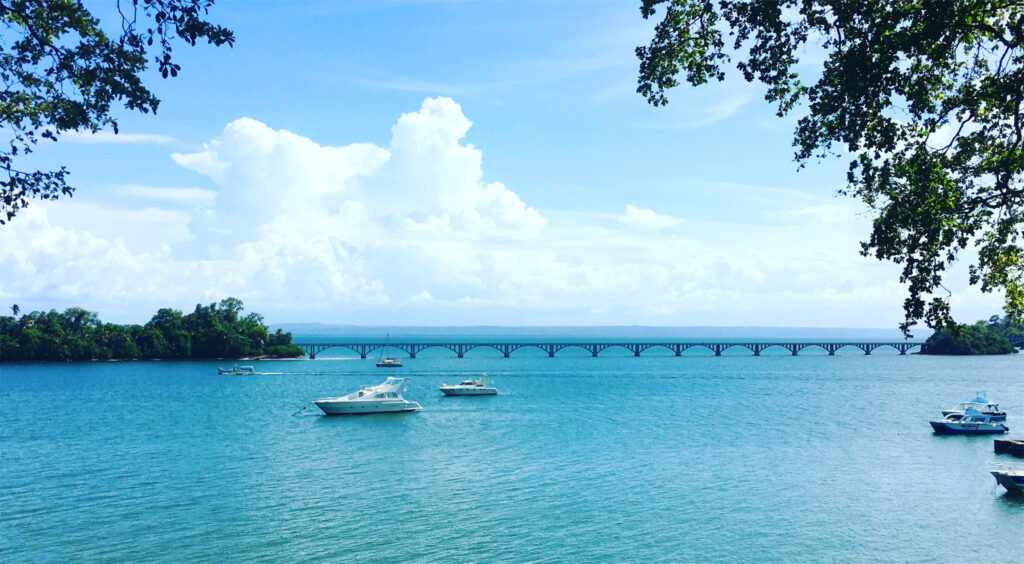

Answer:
[0,97,1002,326]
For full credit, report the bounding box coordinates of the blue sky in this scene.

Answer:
[0,0,1003,328]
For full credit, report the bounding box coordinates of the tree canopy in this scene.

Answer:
[0,0,233,224]
[637,1,1024,335]
[0,298,305,361]
[920,315,1020,355]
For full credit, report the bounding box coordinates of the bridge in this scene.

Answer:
[294,341,925,359]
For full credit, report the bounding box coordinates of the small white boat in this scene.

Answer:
[314,377,421,415]
[439,374,498,396]
[930,409,1009,435]
[218,364,255,375]
[941,392,1006,421]
[990,465,1024,494]
[376,332,403,367]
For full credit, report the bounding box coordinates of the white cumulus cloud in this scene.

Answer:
[2,97,1007,325]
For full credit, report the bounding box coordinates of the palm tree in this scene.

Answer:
[11,304,19,317]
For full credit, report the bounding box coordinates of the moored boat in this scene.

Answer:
[990,466,1024,494]
[376,332,403,367]
[218,364,255,375]
[314,377,421,415]
[439,374,498,396]
[941,392,1006,421]
[930,409,1009,435]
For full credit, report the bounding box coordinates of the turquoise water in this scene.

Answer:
[2,349,1022,562]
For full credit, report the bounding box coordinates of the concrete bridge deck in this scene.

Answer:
[294,341,929,359]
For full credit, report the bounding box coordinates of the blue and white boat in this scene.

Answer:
[990,466,1024,494]
[941,392,1006,421]
[929,408,1009,435]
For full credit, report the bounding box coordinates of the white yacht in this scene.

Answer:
[314,377,421,415]
[941,392,1006,421]
[439,374,498,396]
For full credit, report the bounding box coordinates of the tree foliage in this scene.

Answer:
[0,0,233,224]
[637,1,1024,334]
[0,298,305,361]
[920,316,1018,355]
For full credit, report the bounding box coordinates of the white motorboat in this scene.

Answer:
[218,364,255,375]
[439,374,498,396]
[941,392,1006,421]
[314,377,421,415]
[929,409,1009,435]
[990,466,1024,494]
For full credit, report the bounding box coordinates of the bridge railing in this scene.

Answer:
[293,341,925,359]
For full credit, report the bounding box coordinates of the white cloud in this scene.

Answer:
[62,130,176,144]
[620,204,683,230]
[634,80,755,129]
[4,97,1005,326]
[117,185,218,206]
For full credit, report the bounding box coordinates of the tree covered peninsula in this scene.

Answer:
[0,298,304,362]
[920,316,1022,355]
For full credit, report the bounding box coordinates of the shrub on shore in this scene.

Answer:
[920,318,1018,355]
[0,299,304,362]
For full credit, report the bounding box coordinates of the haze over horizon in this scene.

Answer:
[0,1,1006,328]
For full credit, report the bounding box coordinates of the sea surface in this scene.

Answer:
[2,344,1022,562]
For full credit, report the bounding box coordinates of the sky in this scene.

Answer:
[0,0,1006,328]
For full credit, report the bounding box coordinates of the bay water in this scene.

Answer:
[2,345,1022,562]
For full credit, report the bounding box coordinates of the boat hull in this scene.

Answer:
[929,421,1008,435]
[941,410,1006,421]
[314,399,421,415]
[991,471,1024,494]
[440,387,498,396]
